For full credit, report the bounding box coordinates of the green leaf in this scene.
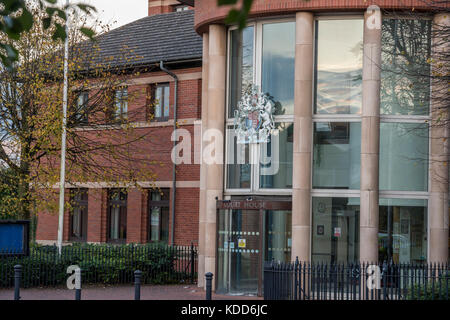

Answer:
[80,27,96,39]
[52,23,67,41]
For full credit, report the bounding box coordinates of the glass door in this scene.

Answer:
[217,209,262,295]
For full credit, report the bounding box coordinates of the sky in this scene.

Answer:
[59,0,149,31]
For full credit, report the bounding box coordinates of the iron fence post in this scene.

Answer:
[134,270,142,300]
[75,268,82,300]
[14,265,22,300]
[205,272,213,300]
[190,243,195,283]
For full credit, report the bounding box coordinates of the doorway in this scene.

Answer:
[216,199,291,296]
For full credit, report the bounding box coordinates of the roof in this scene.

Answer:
[80,10,203,70]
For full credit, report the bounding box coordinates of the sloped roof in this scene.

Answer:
[82,10,203,69]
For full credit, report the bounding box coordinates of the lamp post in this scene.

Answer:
[57,0,70,256]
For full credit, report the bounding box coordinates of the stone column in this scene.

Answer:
[360,9,382,263]
[198,32,209,287]
[204,24,227,289]
[291,12,314,263]
[429,13,449,263]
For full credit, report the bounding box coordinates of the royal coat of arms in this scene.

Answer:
[234,85,275,144]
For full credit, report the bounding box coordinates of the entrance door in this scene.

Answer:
[217,209,262,295]
[216,200,292,296]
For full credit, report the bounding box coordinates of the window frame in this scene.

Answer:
[107,189,128,244]
[69,188,88,242]
[74,91,89,126]
[148,189,170,243]
[151,83,170,122]
[111,87,128,123]
[224,19,295,195]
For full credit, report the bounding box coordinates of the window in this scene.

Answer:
[74,91,89,125]
[313,122,361,189]
[314,19,363,115]
[381,19,431,115]
[69,189,88,241]
[111,88,128,122]
[174,5,189,12]
[148,189,170,243]
[107,189,127,242]
[379,123,428,191]
[226,21,295,192]
[152,84,170,121]
[312,197,360,263]
[378,198,427,263]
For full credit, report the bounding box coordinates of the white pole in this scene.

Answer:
[57,0,70,256]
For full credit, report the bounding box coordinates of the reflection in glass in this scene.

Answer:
[379,199,427,263]
[381,19,431,115]
[226,127,251,189]
[380,123,428,191]
[262,22,295,115]
[313,122,361,189]
[229,27,254,118]
[264,210,292,263]
[314,19,363,114]
[260,123,293,189]
[312,197,360,263]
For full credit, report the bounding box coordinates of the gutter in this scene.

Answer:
[159,61,178,246]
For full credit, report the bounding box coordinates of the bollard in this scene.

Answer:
[14,265,22,301]
[75,268,82,300]
[134,270,142,300]
[205,272,213,301]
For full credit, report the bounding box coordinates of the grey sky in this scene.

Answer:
[59,0,149,30]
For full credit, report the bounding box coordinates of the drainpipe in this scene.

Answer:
[160,61,178,246]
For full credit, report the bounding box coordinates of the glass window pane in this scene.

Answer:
[259,123,293,189]
[379,198,427,263]
[315,19,363,114]
[160,207,170,243]
[380,123,428,191]
[164,85,170,117]
[312,197,360,263]
[262,22,295,115]
[226,126,251,189]
[228,27,254,118]
[381,19,431,115]
[264,210,292,263]
[313,122,361,189]
[150,207,160,241]
[110,207,119,240]
[155,87,162,118]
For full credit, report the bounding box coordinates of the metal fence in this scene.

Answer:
[264,258,449,300]
[0,243,197,288]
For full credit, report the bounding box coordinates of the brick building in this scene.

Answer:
[35,0,449,296]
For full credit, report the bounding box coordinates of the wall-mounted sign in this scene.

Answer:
[334,227,341,238]
[0,221,30,256]
[317,225,324,236]
[238,239,246,249]
[234,85,275,144]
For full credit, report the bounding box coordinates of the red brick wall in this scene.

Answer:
[35,66,202,246]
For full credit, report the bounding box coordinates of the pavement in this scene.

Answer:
[0,284,262,300]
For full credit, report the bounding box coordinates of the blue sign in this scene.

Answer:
[0,221,30,256]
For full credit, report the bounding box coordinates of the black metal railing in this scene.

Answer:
[0,243,197,288]
[264,258,449,300]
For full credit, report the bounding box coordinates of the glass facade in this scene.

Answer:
[381,19,431,115]
[313,122,361,189]
[229,27,254,118]
[312,197,360,263]
[314,19,363,114]
[259,123,293,189]
[379,123,428,192]
[379,199,427,264]
[261,22,295,115]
